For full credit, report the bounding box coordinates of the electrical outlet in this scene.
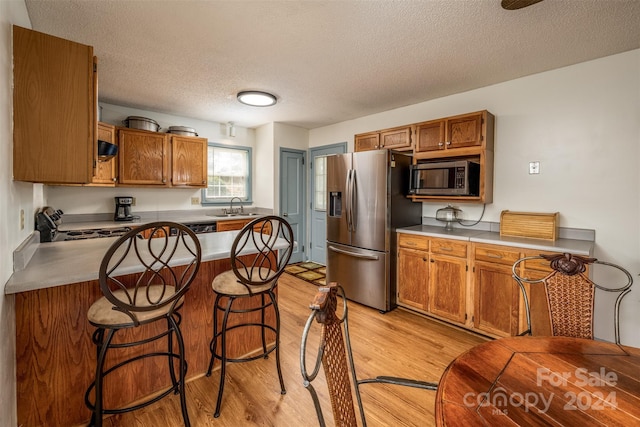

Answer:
[20,209,25,230]
[131,197,136,206]
[191,197,200,205]
[529,161,540,174]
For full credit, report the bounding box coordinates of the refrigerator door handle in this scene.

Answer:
[328,245,380,260]
[350,170,357,232]
[345,169,353,232]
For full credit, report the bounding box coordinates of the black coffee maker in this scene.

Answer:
[114,196,134,221]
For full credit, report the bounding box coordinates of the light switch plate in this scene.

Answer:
[529,161,540,174]
[191,197,200,205]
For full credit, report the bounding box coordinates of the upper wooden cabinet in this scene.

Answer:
[117,128,207,188]
[90,122,117,186]
[415,111,491,153]
[170,135,207,187]
[118,128,170,186]
[13,25,97,184]
[355,126,412,152]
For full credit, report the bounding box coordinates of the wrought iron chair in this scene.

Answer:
[300,283,438,427]
[84,221,202,427]
[512,252,633,344]
[206,215,294,417]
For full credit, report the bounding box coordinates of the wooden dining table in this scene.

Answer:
[435,336,640,426]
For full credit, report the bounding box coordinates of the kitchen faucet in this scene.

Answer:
[226,197,244,215]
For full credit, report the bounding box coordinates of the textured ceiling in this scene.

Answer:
[24,0,640,130]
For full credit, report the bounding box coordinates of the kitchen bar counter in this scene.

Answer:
[11,228,289,427]
[6,229,287,294]
[397,224,594,255]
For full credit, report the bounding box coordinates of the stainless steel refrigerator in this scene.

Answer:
[326,150,422,311]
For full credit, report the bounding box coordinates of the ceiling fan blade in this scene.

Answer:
[501,0,544,10]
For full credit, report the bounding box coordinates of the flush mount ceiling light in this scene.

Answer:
[237,90,277,107]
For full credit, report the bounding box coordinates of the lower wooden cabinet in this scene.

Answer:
[429,253,467,323]
[217,218,272,234]
[397,234,468,324]
[397,246,429,311]
[397,232,573,338]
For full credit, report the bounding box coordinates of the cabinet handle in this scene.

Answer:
[430,259,435,263]
[445,141,451,146]
[162,178,166,183]
[438,142,444,147]
[423,257,427,262]
[112,178,117,182]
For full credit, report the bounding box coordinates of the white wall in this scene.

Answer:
[46,102,257,214]
[1,2,38,425]
[254,122,275,210]
[309,50,640,346]
[273,123,309,212]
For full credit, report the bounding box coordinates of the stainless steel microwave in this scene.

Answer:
[408,160,480,196]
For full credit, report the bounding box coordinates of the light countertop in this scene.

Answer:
[5,230,290,295]
[397,224,594,255]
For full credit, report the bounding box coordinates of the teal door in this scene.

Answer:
[309,143,347,264]
[280,148,306,264]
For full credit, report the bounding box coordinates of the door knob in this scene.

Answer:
[283,213,288,217]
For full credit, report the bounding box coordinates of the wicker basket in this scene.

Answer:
[500,210,559,241]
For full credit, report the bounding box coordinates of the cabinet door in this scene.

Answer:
[415,120,445,152]
[429,254,467,323]
[118,129,169,186]
[446,112,483,149]
[171,136,207,187]
[13,25,96,184]
[473,260,521,337]
[397,247,429,311]
[216,219,247,232]
[92,122,117,186]
[354,132,380,152]
[380,127,412,150]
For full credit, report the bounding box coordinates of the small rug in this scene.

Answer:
[285,262,326,286]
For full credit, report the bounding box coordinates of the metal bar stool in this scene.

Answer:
[206,215,294,417]
[84,222,202,426]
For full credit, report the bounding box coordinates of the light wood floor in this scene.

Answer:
[101,273,488,426]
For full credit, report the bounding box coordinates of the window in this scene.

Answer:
[201,143,252,205]
[314,156,327,211]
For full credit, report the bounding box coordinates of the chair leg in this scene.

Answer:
[206,294,223,376]
[270,291,286,395]
[261,293,268,358]
[91,328,117,427]
[169,314,191,427]
[214,296,235,418]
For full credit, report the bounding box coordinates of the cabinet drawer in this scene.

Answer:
[431,238,468,258]
[474,246,520,266]
[398,234,429,251]
[523,257,554,272]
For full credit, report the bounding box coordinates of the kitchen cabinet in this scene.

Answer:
[354,126,412,152]
[396,234,468,325]
[428,239,468,324]
[170,135,207,187]
[411,110,494,204]
[118,128,170,186]
[397,231,581,338]
[90,122,117,186]
[117,128,208,188]
[471,244,522,337]
[414,111,487,153]
[217,217,272,234]
[12,25,97,184]
[397,236,429,310]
